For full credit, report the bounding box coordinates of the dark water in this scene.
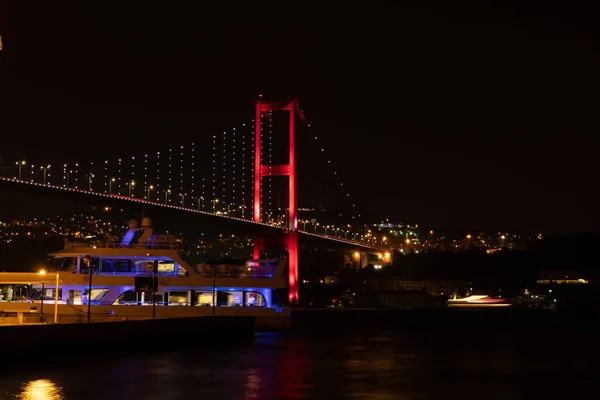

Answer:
[0,329,597,399]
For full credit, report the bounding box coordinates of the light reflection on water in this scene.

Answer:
[1,331,598,399]
[12,379,65,400]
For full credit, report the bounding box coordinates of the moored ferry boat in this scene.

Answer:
[0,218,291,329]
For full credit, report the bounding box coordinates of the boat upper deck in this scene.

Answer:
[64,239,178,250]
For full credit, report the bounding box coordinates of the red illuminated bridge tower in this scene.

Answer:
[253,97,307,304]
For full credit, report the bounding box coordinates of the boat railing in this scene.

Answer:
[92,271,187,277]
[195,272,275,279]
[81,270,272,278]
[112,300,273,307]
[64,240,179,250]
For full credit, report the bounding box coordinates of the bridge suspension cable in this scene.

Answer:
[0,102,377,248]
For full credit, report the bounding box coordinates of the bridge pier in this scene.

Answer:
[253,230,298,304]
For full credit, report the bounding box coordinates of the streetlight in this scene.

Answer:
[212,199,219,213]
[88,173,94,191]
[40,165,50,185]
[128,181,135,197]
[164,189,171,203]
[109,178,116,194]
[198,196,204,210]
[38,269,46,322]
[16,160,26,180]
[83,255,93,322]
[53,272,59,323]
[37,269,60,323]
[209,262,217,315]
[147,261,157,319]
[180,193,186,207]
[147,185,154,200]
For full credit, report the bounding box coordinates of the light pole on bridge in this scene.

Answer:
[40,165,50,185]
[147,185,154,200]
[164,189,171,203]
[88,173,94,191]
[128,180,135,197]
[15,160,26,180]
[109,178,115,194]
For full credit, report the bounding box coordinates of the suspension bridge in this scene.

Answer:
[0,97,390,302]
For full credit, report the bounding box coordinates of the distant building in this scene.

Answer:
[537,270,589,284]
[369,278,470,297]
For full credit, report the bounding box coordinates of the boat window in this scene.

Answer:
[157,261,175,274]
[100,259,132,273]
[196,291,215,306]
[169,290,189,305]
[48,257,77,272]
[86,288,109,301]
[0,285,30,302]
[220,291,244,307]
[30,288,63,300]
[113,289,163,305]
[114,290,137,305]
[97,259,179,276]
[67,290,82,305]
[244,291,267,307]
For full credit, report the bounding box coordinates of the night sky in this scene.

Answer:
[1,2,599,235]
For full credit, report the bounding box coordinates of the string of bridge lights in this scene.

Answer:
[168,148,172,203]
[156,151,161,202]
[103,160,108,194]
[130,156,135,196]
[144,154,148,199]
[221,129,226,211]
[15,113,360,227]
[200,143,205,210]
[212,132,216,211]
[309,129,358,212]
[241,121,248,219]
[191,142,195,199]
[117,158,122,195]
[88,161,94,191]
[231,127,236,212]
[13,120,248,219]
[179,145,184,205]
[210,121,255,216]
